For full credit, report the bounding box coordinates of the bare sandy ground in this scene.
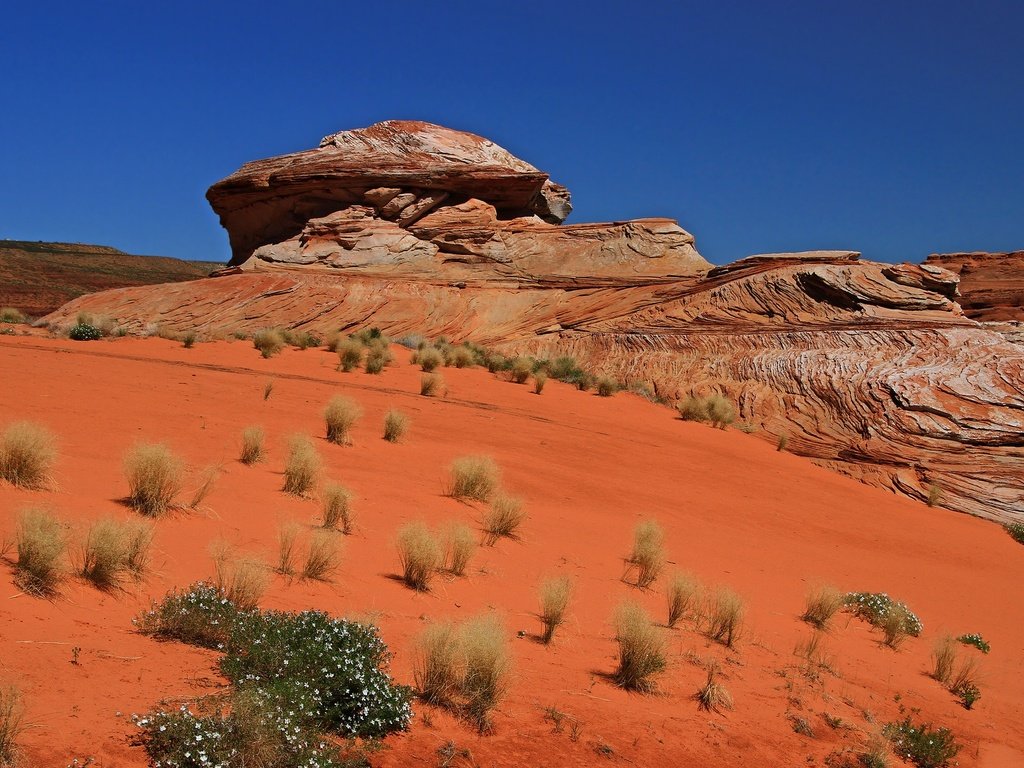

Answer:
[1,335,1021,767]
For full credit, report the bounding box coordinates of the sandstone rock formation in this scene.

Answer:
[924,251,1024,322]
[43,122,1024,523]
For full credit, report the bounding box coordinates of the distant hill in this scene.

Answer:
[0,240,223,316]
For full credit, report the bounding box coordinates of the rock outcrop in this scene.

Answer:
[924,251,1024,322]
[43,122,1024,523]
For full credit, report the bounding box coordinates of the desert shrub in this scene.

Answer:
[666,572,700,628]
[485,353,509,373]
[420,372,444,397]
[135,581,238,649]
[189,465,219,509]
[282,434,321,496]
[844,592,922,637]
[213,552,269,611]
[302,531,342,582]
[596,376,618,397]
[508,357,533,384]
[858,730,892,768]
[253,328,285,358]
[447,455,500,502]
[931,635,958,684]
[138,590,412,763]
[460,614,510,732]
[396,333,425,350]
[926,484,942,507]
[396,522,441,591]
[777,434,789,452]
[539,576,572,644]
[418,346,444,372]
[15,508,65,595]
[0,307,25,323]
[677,396,708,421]
[383,409,408,443]
[482,493,525,545]
[883,718,959,768]
[124,443,183,515]
[240,425,266,465]
[0,421,57,489]
[277,522,301,576]
[801,584,844,630]
[676,394,736,428]
[337,339,364,372]
[1005,522,1024,545]
[282,329,321,350]
[448,346,476,369]
[81,517,153,589]
[705,588,744,648]
[705,394,736,428]
[68,321,102,341]
[626,520,665,588]
[0,684,25,765]
[442,523,476,576]
[414,622,461,706]
[695,661,732,712]
[947,655,981,709]
[545,356,583,382]
[181,332,196,349]
[263,380,274,400]
[957,633,990,653]
[321,482,353,533]
[533,372,547,394]
[324,396,362,445]
[365,345,391,374]
[613,601,666,692]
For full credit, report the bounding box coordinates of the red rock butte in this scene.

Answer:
[44,120,1024,523]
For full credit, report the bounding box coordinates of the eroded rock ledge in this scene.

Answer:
[44,121,1024,523]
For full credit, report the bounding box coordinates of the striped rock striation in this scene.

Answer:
[44,122,1024,522]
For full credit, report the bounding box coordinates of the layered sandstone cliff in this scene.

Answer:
[43,122,1024,523]
[924,251,1024,322]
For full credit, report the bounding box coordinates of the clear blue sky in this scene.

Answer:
[1,1,1021,265]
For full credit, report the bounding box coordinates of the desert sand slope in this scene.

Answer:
[1,335,1022,767]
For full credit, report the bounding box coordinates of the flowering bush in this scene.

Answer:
[884,717,960,767]
[844,592,923,636]
[135,583,411,765]
[68,322,102,341]
[957,633,990,654]
[1005,522,1024,545]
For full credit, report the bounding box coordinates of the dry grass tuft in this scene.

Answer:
[240,425,266,465]
[533,372,547,394]
[81,517,154,589]
[482,494,525,545]
[626,520,665,589]
[666,572,700,628]
[613,601,666,692]
[0,421,57,489]
[324,396,362,446]
[676,394,736,428]
[276,522,301,576]
[337,339,364,372]
[383,409,408,443]
[365,344,391,374]
[801,584,844,630]
[396,522,442,591]
[696,660,733,712]
[212,549,268,610]
[927,484,943,507]
[881,607,910,649]
[932,635,958,684]
[302,530,342,582]
[320,482,354,534]
[596,376,618,397]
[253,328,285,358]
[509,358,533,384]
[460,614,510,732]
[0,684,25,765]
[539,576,572,644]
[282,434,321,496]
[262,380,274,401]
[420,372,445,397]
[15,508,65,595]
[705,588,744,648]
[442,523,476,576]
[189,465,219,509]
[124,443,183,516]
[418,347,444,372]
[0,307,25,323]
[447,455,500,502]
[413,621,461,706]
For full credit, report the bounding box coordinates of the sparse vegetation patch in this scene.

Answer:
[0,421,57,489]
[447,455,500,502]
[613,601,666,692]
[844,592,922,638]
[124,443,184,515]
[883,717,959,768]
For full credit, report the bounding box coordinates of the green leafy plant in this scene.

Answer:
[68,322,102,341]
[843,592,922,637]
[956,633,990,653]
[883,717,959,768]
[1005,522,1024,545]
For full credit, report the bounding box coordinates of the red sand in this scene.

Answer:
[1,335,1021,767]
